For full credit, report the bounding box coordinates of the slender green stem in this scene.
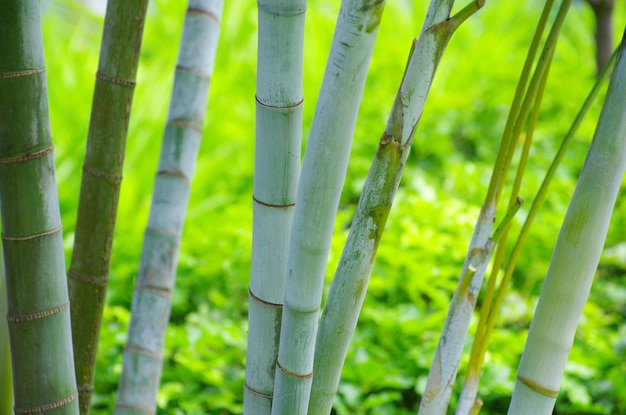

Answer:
[68,1,149,412]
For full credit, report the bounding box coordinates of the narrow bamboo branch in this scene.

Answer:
[68,1,149,412]
[508,29,626,415]
[115,2,224,414]
[419,2,573,413]
[0,1,79,413]
[309,2,484,413]
[244,0,305,413]
[270,1,387,413]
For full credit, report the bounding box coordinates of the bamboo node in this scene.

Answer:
[187,7,220,22]
[252,196,296,210]
[68,269,109,287]
[244,381,274,398]
[0,67,45,79]
[249,288,282,308]
[96,71,136,87]
[124,345,163,361]
[82,165,122,184]
[276,360,313,379]
[168,118,203,134]
[7,301,69,323]
[138,284,173,298]
[517,374,559,398]
[175,64,211,80]
[156,168,191,184]
[13,390,77,414]
[145,227,181,239]
[2,224,62,242]
[0,145,53,164]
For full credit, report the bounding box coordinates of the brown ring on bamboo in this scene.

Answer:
[276,360,313,379]
[96,71,136,87]
[82,165,122,184]
[13,391,77,414]
[168,118,203,134]
[0,146,53,164]
[145,227,181,239]
[252,196,295,210]
[249,288,282,308]
[68,269,109,287]
[7,301,69,323]
[157,168,190,184]
[124,345,162,362]
[187,7,220,23]
[517,374,559,398]
[0,67,45,79]
[138,284,172,298]
[255,95,304,110]
[175,64,210,80]
[244,381,274,398]
[2,224,62,242]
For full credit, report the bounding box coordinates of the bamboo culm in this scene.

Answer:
[67,1,149,412]
[271,1,386,413]
[115,1,224,413]
[0,1,79,413]
[244,0,305,412]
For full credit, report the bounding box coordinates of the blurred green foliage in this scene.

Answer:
[39,0,626,413]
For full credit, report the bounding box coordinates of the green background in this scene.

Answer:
[39,0,626,413]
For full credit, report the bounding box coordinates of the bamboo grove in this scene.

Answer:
[0,0,625,414]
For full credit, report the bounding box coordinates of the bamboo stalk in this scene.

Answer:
[308,2,484,414]
[0,1,79,413]
[115,1,224,413]
[270,1,387,413]
[67,1,149,412]
[507,29,626,415]
[0,243,13,415]
[418,2,573,413]
[244,0,305,412]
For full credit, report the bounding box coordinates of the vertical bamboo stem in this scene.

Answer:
[115,1,224,413]
[0,1,79,413]
[67,1,149,412]
[244,0,305,412]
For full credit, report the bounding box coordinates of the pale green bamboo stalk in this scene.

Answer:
[0,243,13,415]
[507,30,626,415]
[418,2,572,413]
[244,0,305,413]
[308,2,484,414]
[67,1,149,412]
[0,1,79,413]
[270,1,386,413]
[114,2,224,414]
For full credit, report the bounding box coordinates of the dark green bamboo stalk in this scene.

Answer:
[0,1,79,413]
[0,240,13,415]
[115,1,224,413]
[67,1,149,413]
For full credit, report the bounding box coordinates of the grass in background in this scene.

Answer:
[40,0,626,413]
